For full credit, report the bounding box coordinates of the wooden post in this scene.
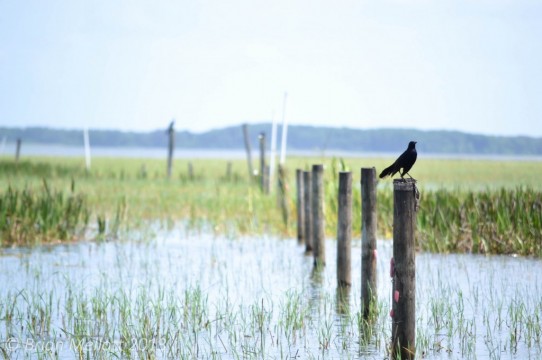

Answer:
[337,171,352,287]
[226,161,232,181]
[167,121,175,179]
[361,167,378,318]
[242,124,254,181]
[259,133,268,193]
[303,171,312,254]
[391,178,417,360]
[15,138,21,163]
[296,169,304,245]
[312,164,325,267]
[277,165,289,227]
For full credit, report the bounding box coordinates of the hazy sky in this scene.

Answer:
[1,0,541,136]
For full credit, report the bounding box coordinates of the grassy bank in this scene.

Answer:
[0,156,541,255]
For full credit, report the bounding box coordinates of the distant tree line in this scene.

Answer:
[1,124,542,155]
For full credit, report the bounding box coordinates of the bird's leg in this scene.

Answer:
[405,172,417,183]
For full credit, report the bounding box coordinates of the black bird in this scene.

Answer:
[379,141,417,179]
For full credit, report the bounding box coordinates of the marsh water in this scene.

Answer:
[0,230,541,359]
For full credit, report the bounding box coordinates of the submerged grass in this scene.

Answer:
[0,180,90,246]
[0,236,541,359]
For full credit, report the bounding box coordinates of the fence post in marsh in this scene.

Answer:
[391,178,417,360]
[337,171,352,287]
[296,169,304,245]
[277,164,289,227]
[15,138,21,163]
[303,171,313,254]
[312,164,325,268]
[242,124,254,182]
[259,133,269,193]
[361,167,378,318]
[188,162,194,181]
[167,120,175,179]
[226,161,232,181]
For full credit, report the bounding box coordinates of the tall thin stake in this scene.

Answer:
[259,133,268,193]
[296,169,305,245]
[242,124,254,181]
[167,120,175,179]
[83,127,91,171]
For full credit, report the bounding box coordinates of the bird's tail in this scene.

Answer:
[379,164,395,179]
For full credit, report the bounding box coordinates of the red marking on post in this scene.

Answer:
[394,290,400,303]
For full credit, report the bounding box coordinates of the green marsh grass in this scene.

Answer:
[1,156,542,255]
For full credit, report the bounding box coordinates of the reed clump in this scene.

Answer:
[0,180,90,246]
[416,187,542,256]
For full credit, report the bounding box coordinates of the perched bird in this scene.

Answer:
[379,141,417,179]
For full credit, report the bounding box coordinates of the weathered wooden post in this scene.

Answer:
[312,164,325,267]
[15,138,21,163]
[259,133,268,193]
[303,171,312,254]
[337,171,352,287]
[277,164,289,227]
[242,124,254,181]
[296,169,304,245]
[167,120,175,179]
[361,167,378,318]
[226,161,232,181]
[391,178,417,360]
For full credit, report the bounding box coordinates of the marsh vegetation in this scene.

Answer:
[0,155,541,359]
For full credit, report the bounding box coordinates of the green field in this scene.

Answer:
[1,155,541,255]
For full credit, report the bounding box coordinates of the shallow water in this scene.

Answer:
[0,231,541,359]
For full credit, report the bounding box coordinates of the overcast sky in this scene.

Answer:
[1,0,541,136]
